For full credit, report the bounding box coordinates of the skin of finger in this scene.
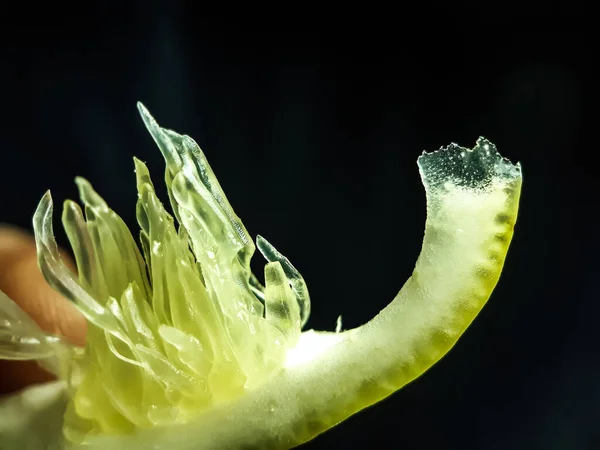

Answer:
[0,225,87,394]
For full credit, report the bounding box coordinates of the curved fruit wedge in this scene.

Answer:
[0,104,521,450]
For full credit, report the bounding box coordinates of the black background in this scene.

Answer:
[0,7,595,450]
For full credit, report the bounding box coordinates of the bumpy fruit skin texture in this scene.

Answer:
[0,103,521,450]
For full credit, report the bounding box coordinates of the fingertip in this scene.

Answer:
[0,226,87,345]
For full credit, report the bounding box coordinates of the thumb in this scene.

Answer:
[0,225,87,395]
